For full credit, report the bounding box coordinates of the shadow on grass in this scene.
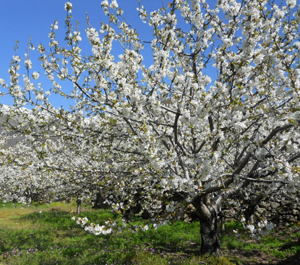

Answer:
[147,241,200,256]
[0,228,54,252]
[14,209,202,250]
[0,208,205,264]
[279,239,300,252]
[274,238,300,265]
[9,208,298,265]
[275,252,300,265]
[20,210,78,230]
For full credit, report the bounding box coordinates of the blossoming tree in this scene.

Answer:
[0,105,116,209]
[1,0,300,255]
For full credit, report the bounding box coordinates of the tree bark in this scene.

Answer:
[92,191,109,209]
[220,212,226,233]
[192,196,221,256]
[244,194,264,224]
[76,198,81,214]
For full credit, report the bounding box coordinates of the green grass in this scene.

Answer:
[0,201,299,264]
[220,221,300,260]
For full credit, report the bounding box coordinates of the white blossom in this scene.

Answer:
[35,93,44,101]
[110,0,118,9]
[32,71,40,80]
[286,0,296,8]
[24,59,32,69]
[13,55,21,62]
[64,2,72,13]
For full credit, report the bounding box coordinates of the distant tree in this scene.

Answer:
[1,0,300,255]
[0,106,112,205]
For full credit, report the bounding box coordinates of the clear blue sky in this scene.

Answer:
[0,0,167,109]
[1,0,294,110]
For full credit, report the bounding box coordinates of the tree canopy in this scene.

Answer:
[0,0,300,255]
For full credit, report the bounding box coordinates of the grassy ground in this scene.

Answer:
[0,201,299,265]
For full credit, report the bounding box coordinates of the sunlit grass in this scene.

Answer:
[0,200,299,264]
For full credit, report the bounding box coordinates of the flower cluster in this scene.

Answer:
[238,217,275,240]
[71,215,169,236]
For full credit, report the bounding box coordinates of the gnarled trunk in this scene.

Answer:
[192,196,221,256]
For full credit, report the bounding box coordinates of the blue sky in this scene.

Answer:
[0,0,167,109]
[1,0,296,110]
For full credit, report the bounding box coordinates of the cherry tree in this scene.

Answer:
[1,0,300,255]
[0,105,116,210]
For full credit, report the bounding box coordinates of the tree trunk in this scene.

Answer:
[244,194,264,224]
[192,196,221,256]
[76,198,82,214]
[220,212,226,233]
[92,192,109,209]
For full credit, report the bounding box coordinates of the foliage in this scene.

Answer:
[0,0,300,254]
